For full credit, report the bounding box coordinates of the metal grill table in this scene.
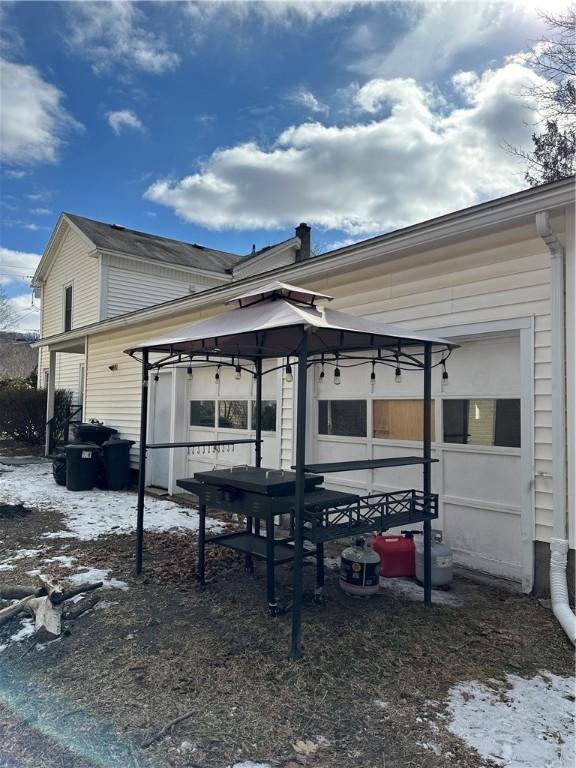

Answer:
[177,468,359,613]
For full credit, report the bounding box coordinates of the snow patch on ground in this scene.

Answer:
[0,461,221,540]
[445,672,575,768]
[9,618,35,643]
[379,577,462,606]
[44,555,77,568]
[0,548,43,571]
[230,763,271,768]
[67,568,129,591]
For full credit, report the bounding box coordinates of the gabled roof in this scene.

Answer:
[64,213,242,273]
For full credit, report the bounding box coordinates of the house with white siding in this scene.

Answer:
[33,178,575,602]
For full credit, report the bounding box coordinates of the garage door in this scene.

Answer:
[311,335,523,582]
[186,361,281,477]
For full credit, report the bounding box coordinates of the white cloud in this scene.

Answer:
[65,1,180,75]
[145,59,544,234]
[0,57,82,166]
[106,109,144,135]
[288,86,329,115]
[5,293,40,332]
[348,2,509,79]
[30,208,52,216]
[0,245,42,287]
[184,1,362,32]
[4,169,29,179]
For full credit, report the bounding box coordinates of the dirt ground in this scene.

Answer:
[0,491,573,768]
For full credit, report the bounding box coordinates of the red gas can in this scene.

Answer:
[372,533,416,577]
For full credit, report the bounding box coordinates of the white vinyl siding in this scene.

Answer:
[102,253,227,319]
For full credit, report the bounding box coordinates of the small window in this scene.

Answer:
[219,400,248,430]
[373,399,435,441]
[251,400,277,432]
[64,285,73,332]
[318,400,367,437]
[190,400,215,427]
[442,399,520,448]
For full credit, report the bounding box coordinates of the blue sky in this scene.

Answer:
[0,0,564,330]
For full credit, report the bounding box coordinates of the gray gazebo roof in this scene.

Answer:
[125,281,455,359]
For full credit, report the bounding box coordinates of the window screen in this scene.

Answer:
[219,400,248,430]
[64,285,73,332]
[190,400,215,427]
[251,400,277,432]
[442,399,520,447]
[318,400,367,437]
[373,399,435,441]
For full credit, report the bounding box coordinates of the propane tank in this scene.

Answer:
[339,537,381,597]
[415,529,453,588]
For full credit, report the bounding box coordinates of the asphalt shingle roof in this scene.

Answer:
[64,213,242,273]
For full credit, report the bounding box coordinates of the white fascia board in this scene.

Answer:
[33,180,575,349]
[32,214,98,286]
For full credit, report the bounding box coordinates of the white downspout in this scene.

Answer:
[536,211,575,645]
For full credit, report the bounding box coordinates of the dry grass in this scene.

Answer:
[0,502,573,768]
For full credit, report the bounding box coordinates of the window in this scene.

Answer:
[64,285,73,332]
[219,400,248,430]
[318,400,367,437]
[442,399,520,448]
[251,400,277,432]
[190,400,215,427]
[373,399,435,441]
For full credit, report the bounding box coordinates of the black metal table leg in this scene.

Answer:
[266,520,278,615]
[314,542,325,603]
[245,515,254,572]
[197,502,206,585]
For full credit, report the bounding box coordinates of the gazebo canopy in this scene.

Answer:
[125,281,455,360]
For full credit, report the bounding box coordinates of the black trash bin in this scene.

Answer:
[65,443,100,491]
[101,437,135,490]
[52,452,67,486]
[73,423,118,446]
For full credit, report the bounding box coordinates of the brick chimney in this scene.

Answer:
[295,222,311,262]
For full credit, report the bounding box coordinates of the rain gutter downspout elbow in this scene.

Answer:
[536,211,575,645]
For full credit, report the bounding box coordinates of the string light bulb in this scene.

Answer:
[235,360,242,380]
[319,355,325,384]
[285,359,293,383]
[394,354,402,383]
[154,368,159,382]
[215,365,220,382]
[441,360,449,386]
[186,365,193,378]
[370,360,376,388]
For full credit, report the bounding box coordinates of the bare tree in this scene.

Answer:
[0,286,17,332]
[508,8,575,186]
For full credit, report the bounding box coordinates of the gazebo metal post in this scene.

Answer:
[423,342,432,607]
[291,329,308,660]
[136,348,149,576]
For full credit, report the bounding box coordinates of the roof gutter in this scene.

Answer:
[536,210,575,645]
[33,180,574,350]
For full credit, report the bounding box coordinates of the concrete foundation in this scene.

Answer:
[533,541,575,603]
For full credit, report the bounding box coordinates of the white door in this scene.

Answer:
[185,361,281,479]
[148,371,172,489]
[310,335,523,583]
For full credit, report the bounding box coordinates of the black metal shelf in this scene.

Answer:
[146,439,261,450]
[207,531,316,564]
[295,457,439,474]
